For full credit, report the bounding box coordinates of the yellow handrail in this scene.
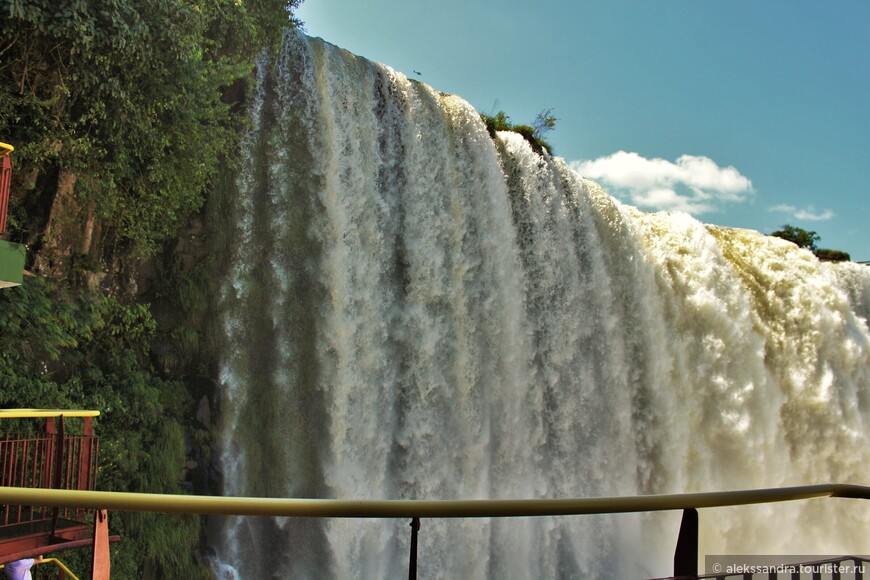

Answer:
[0,558,80,580]
[0,409,100,419]
[0,483,866,519]
[41,558,80,580]
[0,142,12,156]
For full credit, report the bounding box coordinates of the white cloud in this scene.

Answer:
[768,204,835,221]
[633,188,716,214]
[570,151,754,215]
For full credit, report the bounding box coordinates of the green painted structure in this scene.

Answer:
[0,238,25,288]
[0,142,24,288]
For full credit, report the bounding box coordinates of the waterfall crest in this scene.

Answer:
[212,30,870,578]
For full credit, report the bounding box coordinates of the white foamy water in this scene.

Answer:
[212,30,870,578]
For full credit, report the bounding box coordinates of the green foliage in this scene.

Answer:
[482,111,513,134]
[0,0,302,256]
[0,277,203,577]
[532,107,558,138]
[814,248,851,262]
[770,224,820,251]
[770,224,851,262]
[0,2,306,576]
[480,109,556,155]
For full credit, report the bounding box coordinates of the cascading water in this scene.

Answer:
[211,30,870,578]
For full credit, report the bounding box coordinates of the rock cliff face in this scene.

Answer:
[8,139,233,514]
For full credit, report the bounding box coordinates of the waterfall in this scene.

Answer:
[211,30,870,579]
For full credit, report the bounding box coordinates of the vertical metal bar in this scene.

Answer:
[1,436,6,486]
[0,153,11,236]
[37,433,50,519]
[1,434,15,525]
[18,439,27,487]
[65,431,75,517]
[64,435,75,509]
[10,433,22,523]
[673,508,698,578]
[27,435,39,523]
[72,436,85,517]
[92,437,100,490]
[29,435,39,488]
[83,415,96,513]
[15,438,25,523]
[91,508,111,580]
[0,437,7,525]
[79,432,91,491]
[408,517,421,580]
[51,416,65,536]
[46,417,56,492]
[37,433,46,488]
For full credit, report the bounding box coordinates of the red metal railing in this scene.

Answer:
[0,416,99,533]
[0,149,11,237]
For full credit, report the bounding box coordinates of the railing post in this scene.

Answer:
[408,517,421,580]
[50,415,65,538]
[91,508,111,579]
[0,151,12,236]
[674,508,698,578]
[78,417,94,491]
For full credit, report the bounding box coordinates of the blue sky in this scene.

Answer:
[296,0,869,261]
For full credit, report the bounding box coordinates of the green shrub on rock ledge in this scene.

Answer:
[480,109,556,156]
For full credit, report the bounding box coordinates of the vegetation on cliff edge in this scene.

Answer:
[480,108,557,155]
[770,224,851,262]
[0,0,301,267]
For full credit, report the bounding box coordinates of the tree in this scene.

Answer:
[0,2,304,576]
[0,0,302,269]
[771,224,820,251]
[813,248,851,263]
[0,277,204,577]
[770,224,851,262]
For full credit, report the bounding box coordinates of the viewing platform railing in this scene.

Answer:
[0,410,100,563]
[0,483,867,579]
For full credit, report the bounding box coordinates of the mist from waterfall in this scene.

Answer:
[211,30,870,579]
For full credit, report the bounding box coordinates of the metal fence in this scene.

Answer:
[0,482,868,579]
[0,414,99,535]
